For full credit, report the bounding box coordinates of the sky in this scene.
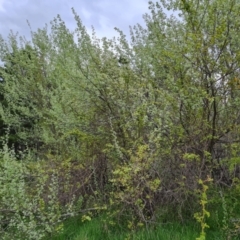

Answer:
[0,0,150,41]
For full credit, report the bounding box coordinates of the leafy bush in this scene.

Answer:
[0,144,84,239]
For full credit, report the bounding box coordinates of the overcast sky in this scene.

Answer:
[0,0,150,41]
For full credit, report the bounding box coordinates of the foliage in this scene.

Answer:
[0,144,78,239]
[0,0,240,239]
[109,144,161,228]
[194,176,212,240]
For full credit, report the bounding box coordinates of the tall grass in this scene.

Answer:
[46,214,227,240]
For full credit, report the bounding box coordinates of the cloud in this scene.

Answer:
[81,8,92,20]
[0,0,6,11]
[0,0,149,41]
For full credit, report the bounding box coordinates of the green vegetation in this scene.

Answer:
[1,0,240,239]
[47,215,200,240]
[46,214,239,240]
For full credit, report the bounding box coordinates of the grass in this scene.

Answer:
[45,214,220,240]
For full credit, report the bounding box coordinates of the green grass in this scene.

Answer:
[45,212,240,240]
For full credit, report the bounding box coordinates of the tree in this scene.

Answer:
[127,0,240,226]
[0,44,43,154]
